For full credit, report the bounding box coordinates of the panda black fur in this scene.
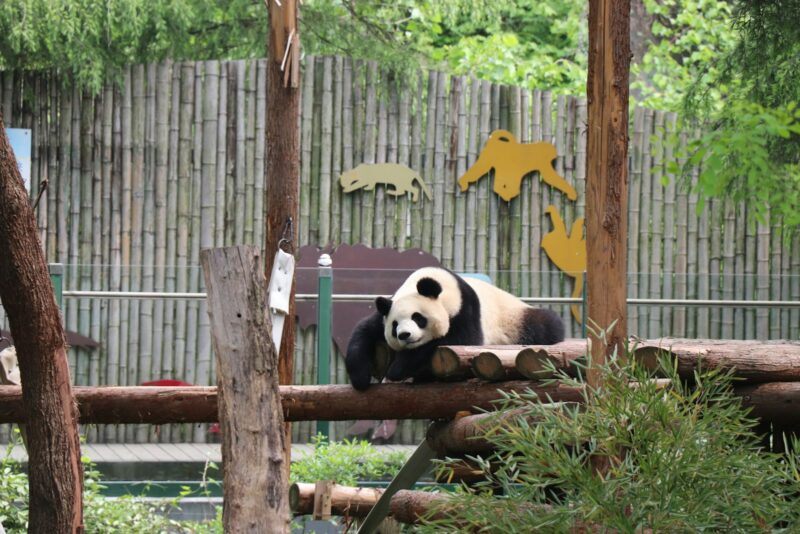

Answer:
[345,267,565,390]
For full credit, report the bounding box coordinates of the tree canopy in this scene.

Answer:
[0,0,796,228]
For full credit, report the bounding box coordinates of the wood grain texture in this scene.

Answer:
[201,246,289,533]
[585,0,631,385]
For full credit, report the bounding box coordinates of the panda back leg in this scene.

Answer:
[345,313,386,390]
[517,308,566,345]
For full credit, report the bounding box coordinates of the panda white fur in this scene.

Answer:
[345,267,565,390]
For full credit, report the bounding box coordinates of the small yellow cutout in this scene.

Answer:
[339,163,432,203]
[541,206,586,323]
[458,130,578,202]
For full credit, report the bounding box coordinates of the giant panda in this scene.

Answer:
[345,267,565,390]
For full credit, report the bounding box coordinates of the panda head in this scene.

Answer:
[376,277,451,351]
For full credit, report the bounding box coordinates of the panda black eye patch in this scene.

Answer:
[411,313,427,328]
[392,320,398,338]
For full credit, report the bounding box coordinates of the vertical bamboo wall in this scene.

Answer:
[0,56,798,444]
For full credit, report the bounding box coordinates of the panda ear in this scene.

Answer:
[416,277,442,299]
[375,297,392,316]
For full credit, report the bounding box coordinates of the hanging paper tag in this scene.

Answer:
[268,249,295,348]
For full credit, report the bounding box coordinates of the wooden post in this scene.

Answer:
[265,0,300,471]
[201,246,289,533]
[0,113,84,531]
[585,0,631,386]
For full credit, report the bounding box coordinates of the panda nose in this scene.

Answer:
[398,332,411,341]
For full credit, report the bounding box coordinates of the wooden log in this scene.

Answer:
[633,339,800,382]
[516,339,589,379]
[432,346,521,379]
[472,352,522,381]
[1,372,799,426]
[291,484,448,524]
[201,246,289,531]
[290,482,385,518]
[0,381,584,424]
[427,411,497,456]
[389,490,449,524]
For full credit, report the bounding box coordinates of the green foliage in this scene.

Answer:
[670,101,800,228]
[633,0,736,110]
[419,354,800,532]
[290,434,407,486]
[0,441,220,533]
[302,0,586,93]
[0,0,265,92]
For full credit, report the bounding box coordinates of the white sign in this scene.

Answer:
[6,128,31,192]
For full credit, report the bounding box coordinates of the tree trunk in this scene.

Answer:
[266,0,300,473]
[585,0,631,387]
[201,246,289,532]
[0,113,84,531]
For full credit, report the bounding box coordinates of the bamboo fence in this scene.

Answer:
[0,56,797,444]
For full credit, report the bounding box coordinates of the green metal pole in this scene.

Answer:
[581,271,587,338]
[49,263,64,311]
[316,254,333,439]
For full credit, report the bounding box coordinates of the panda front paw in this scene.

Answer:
[349,369,372,391]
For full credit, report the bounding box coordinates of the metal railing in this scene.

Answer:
[59,290,800,308]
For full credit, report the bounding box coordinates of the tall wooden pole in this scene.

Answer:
[0,114,84,531]
[265,0,300,467]
[201,246,289,533]
[585,0,631,387]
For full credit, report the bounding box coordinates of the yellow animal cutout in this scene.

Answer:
[458,129,578,202]
[339,163,433,203]
[541,205,586,323]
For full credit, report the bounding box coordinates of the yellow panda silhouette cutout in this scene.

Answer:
[458,129,578,202]
[541,206,586,323]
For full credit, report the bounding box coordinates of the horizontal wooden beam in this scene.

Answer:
[0,381,584,424]
[634,339,800,382]
[290,483,448,524]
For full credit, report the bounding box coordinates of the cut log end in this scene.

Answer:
[431,346,462,378]
[516,349,559,380]
[472,352,505,381]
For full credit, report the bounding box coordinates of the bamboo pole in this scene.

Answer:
[184,62,204,440]
[254,59,267,250]
[137,63,156,442]
[476,80,491,274]
[244,61,257,246]
[465,77,480,273]
[422,70,437,252]
[161,62,180,442]
[649,111,665,336]
[432,71,447,262]
[341,58,354,244]
[709,199,722,337]
[128,65,145,441]
[637,109,653,337]
[299,58,314,245]
[361,61,378,245]
[721,200,736,338]
[373,71,387,248]
[756,217,770,338]
[330,56,343,245]
[215,65,227,248]
[661,113,677,333]
[385,78,398,248]
[409,72,424,249]
[673,128,688,336]
[77,89,93,389]
[309,57,323,246]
